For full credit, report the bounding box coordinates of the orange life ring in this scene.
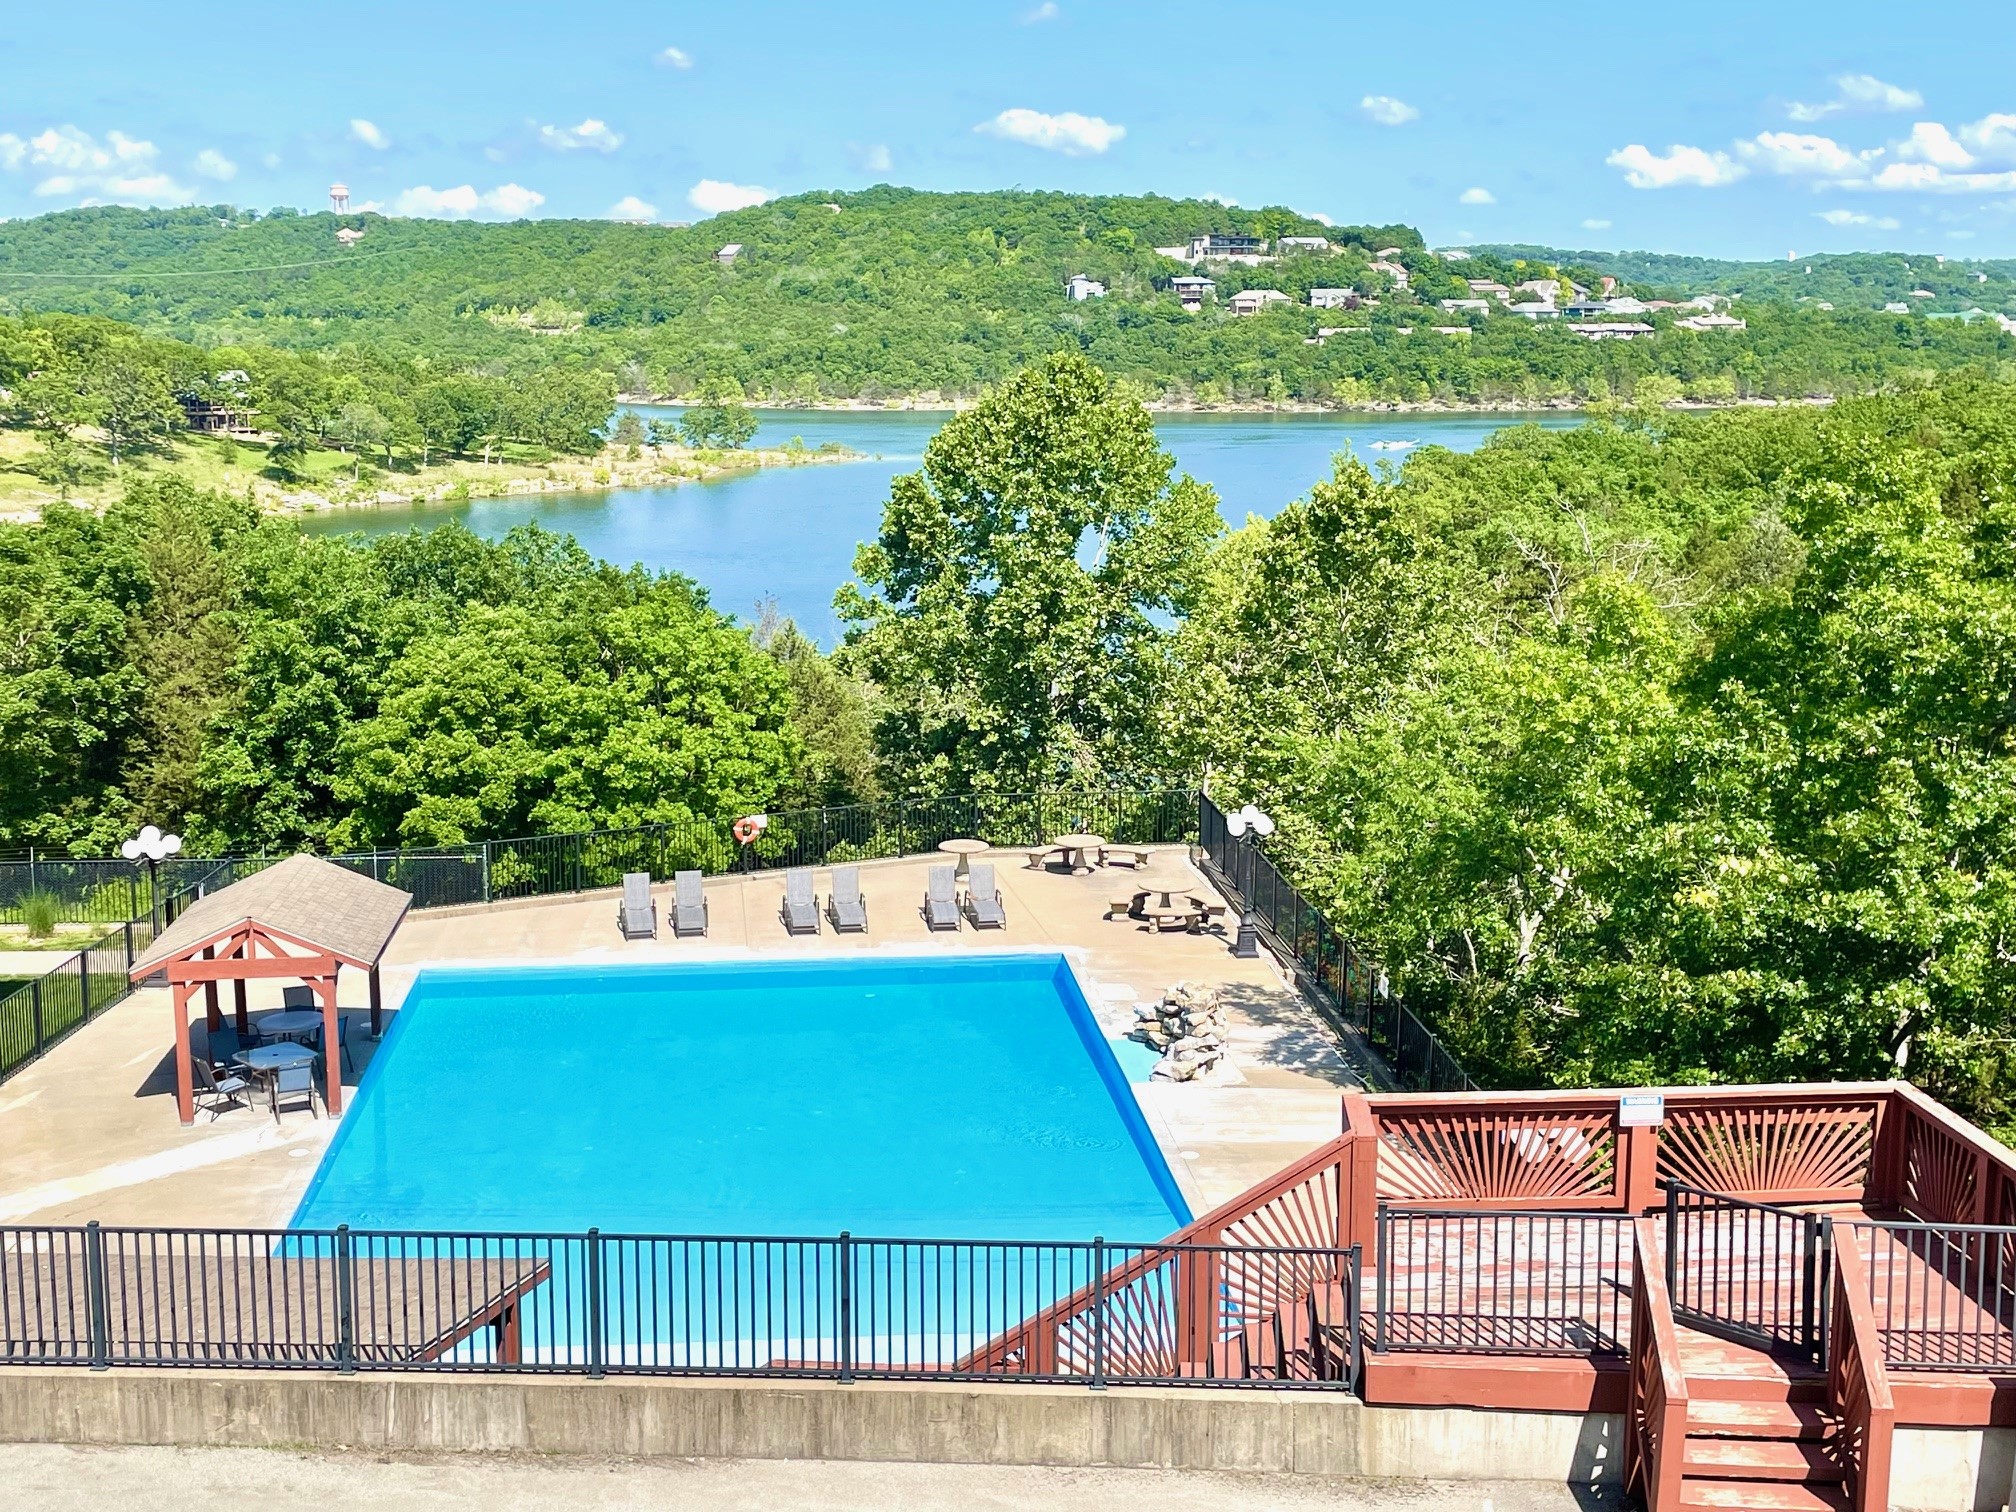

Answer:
[733,815,766,845]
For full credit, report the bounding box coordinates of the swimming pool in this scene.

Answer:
[293,954,1189,1242]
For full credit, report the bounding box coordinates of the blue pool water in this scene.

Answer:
[293,954,1188,1242]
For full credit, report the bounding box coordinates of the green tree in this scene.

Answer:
[838,352,1222,792]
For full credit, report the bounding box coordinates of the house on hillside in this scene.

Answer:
[1308,288,1361,310]
[1370,259,1410,288]
[1279,236,1331,253]
[1229,288,1290,316]
[716,243,743,265]
[335,227,366,247]
[1675,313,1747,332]
[1186,232,1271,264]
[1169,275,1216,309]
[1440,298,1493,314]
[1516,279,1561,302]
[1507,301,1560,319]
[1603,295,1650,314]
[1467,280,1511,300]
[1568,322,1654,341]
[1065,274,1107,302]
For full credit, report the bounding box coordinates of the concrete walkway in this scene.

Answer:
[0,1444,1622,1511]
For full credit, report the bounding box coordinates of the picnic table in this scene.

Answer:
[1045,833,1107,873]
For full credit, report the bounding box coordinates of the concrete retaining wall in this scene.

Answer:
[0,1371,2000,1507]
[0,1369,1614,1484]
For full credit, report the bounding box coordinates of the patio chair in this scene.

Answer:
[326,1013,357,1073]
[269,1062,318,1122]
[281,985,314,1010]
[923,865,961,931]
[781,868,820,935]
[963,863,1006,929]
[673,870,708,937]
[618,871,657,940]
[192,1058,252,1121]
[203,1023,244,1071]
[827,866,867,933]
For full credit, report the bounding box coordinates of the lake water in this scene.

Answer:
[302,406,1578,642]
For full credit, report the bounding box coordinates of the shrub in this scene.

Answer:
[20,891,61,939]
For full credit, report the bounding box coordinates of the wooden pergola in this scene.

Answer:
[128,855,412,1125]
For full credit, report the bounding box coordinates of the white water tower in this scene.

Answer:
[330,183,350,213]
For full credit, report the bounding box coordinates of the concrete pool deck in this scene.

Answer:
[0,848,1367,1233]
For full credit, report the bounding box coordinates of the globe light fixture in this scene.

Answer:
[1222,804,1273,958]
[122,825,183,931]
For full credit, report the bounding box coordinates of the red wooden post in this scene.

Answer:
[1339,1094,1381,1253]
[368,965,383,1038]
[171,980,196,1125]
[232,977,249,1037]
[202,945,223,1033]
[314,970,343,1115]
[1177,1228,1222,1376]
[1622,1118,1661,1213]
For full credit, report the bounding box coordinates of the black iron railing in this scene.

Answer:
[0,1222,1358,1391]
[1195,792,1473,1093]
[1665,1181,1827,1361]
[1372,1206,1632,1357]
[1842,1218,2016,1373]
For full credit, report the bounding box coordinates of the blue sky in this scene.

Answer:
[2,0,2012,259]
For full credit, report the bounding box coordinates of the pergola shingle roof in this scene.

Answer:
[131,854,412,977]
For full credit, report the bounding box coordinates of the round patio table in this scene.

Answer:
[937,837,990,878]
[253,1009,323,1044]
[235,1043,317,1074]
[1049,833,1107,874]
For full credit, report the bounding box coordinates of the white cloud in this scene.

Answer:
[1816,208,1900,228]
[261,151,282,170]
[1020,1,1061,20]
[349,119,390,150]
[852,142,893,174]
[0,126,195,204]
[656,45,694,69]
[1738,131,1865,176]
[536,118,624,153]
[193,148,236,181]
[1459,186,1495,205]
[392,182,544,218]
[1607,143,1747,189]
[1851,163,2016,193]
[607,195,657,221]
[1895,122,1974,169]
[1961,113,2016,160]
[974,107,1124,156]
[1360,95,1419,127]
[1301,210,1335,226]
[688,178,776,214]
[1581,218,1612,230]
[1788,73,1923,122]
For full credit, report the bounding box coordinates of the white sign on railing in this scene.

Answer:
[1619,1092,1665,1127]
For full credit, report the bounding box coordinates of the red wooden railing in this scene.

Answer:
[1624,1217,1689,1512]
[1828,1231,1895,1511]
[1883,1082,2013,1225]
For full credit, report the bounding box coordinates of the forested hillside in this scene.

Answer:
[0,191,2009,406]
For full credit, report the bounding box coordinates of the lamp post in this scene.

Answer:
[1223,803,1274,959]
[121,825,182,935]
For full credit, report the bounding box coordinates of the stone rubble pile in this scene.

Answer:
[1131,981,1228,1082]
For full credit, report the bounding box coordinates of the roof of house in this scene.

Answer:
[131,854,413,976]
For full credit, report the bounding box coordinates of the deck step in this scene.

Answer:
[1685,1372,1827,1404]
[1686,1399,1831,1440]
[1679,1481,1848,1512]
[1683,1438,1842,1482]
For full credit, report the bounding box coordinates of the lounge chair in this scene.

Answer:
[673,870,708,937]
[781,868,820,935]
[963,863,1006,929]
[827,866,867,933]
[923,865,961,931]
[618,871,657,940]
[192,1058,252,1120]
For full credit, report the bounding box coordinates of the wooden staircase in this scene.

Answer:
[1671,1330,1846,1512]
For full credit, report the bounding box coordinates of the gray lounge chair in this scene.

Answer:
[963,863,1006,929]
[924,864,961,931]
[193,1058,252,1121]
[673,870,708,937]
[270,1061,318,1122]
[781,868,820,935]
[618,871,657,940]
[827,866,867,933]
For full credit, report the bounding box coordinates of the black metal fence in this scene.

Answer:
[1844,1218,2016,1373]
[0,1223,1358,1391]
[1371,1207,1632,1357]
[1194,793,1474,1093]
[1665,1182,1827,1361]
